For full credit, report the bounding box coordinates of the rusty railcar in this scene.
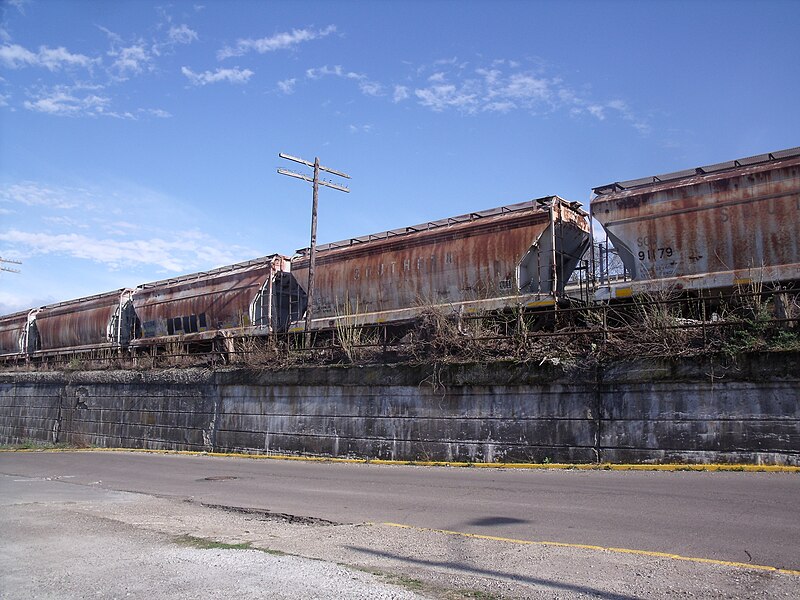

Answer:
[290,196,591,331]
[35,289,135,354]
[129,254,299,350]
[0,310,38,357]
[592,147,800,299]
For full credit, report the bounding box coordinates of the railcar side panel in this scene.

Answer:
[131,256,289,340]
[592,152,800,295]
[291,197,590,328]
[36,291,127,351]
[0,311,29,356]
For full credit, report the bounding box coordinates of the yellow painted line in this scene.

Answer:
[380,522,800,577]
[525,299,556,307]
[1,447,798,473]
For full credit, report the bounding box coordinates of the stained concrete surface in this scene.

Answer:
[3,353,798,465]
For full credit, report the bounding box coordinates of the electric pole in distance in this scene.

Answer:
[277,153,350,346]
[0,257,22,274]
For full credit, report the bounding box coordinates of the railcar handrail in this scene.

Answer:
[137,254,285,289]
[295,195,573,255]
[592,146,800,196]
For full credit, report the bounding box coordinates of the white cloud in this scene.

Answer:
[277,78,296,94]
[405,59,650,131]
[348,123,372,134]
[218,25,336,60]
[1,182,87,209]
[22,87,112,117]
[393,85,409,103]
[305,64,383,97]
[168,24,198,45]
[415,84,479,113]
[42,216,90,229]
[293,56,649,132]
[109,44,151,79]
[305,64,341,79]
[0,180,257,275]
[144,108,172,118]
[569,98,650,134]
[606,99,651,134]
[0,93,9,107]
[0,43,98,71]
[502,73,550,101]
[7,0,30,14]
[182,66,254,86]
[0,229,246,273]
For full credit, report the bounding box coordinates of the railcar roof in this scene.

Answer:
[295,195,585,255]
[137,253,284,289]
[592,146,800,196]
[37,288,131,311]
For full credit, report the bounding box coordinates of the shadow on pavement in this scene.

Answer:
[345,545,642,600]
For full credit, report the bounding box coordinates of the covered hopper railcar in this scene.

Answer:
[33,289,136,356]
[128,254,301,353]
[592,147,800,299]
[290,196,591,331]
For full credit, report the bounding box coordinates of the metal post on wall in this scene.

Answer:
[277,153,350,347]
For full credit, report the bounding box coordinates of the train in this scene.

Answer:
[1,146,798,360]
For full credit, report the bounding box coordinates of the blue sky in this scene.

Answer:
[1,0,798,314]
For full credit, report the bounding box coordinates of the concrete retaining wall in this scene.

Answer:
[1,353,798,465]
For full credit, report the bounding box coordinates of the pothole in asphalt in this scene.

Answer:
[198,475,239,482]
[194,501,342,526]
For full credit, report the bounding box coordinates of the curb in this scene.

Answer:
[2,447,798,472]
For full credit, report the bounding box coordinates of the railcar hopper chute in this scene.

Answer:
[0,309,39,357]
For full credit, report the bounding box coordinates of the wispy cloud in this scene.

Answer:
[1,181,94,209]
[0,180,258,275]
[108,43,152,79]
[42,215,90,229]
[392,85,409,103]
[181,66,253,86]
[21,87,171,119]
[305,64,383,97]
[22,88,108,116]
[348,123,373,134]
[297,57,650,133]
[218,25,336,60]
[277,78,296,94]
[6,0,30,15]
[406,59,650,132]
[0,43,98,71]
[145,108,172,118]
[168,24,198,45]
[0,229,249,273]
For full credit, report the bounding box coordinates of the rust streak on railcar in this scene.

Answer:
[35,290,132,352]
[291,197,590,328]
[592,148,800,294]
[131,255,291,343]
[0,311,31,356]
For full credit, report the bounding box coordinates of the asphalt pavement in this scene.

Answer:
[0,451,800,598]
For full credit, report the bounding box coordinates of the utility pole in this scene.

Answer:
[277,153,350,346]
[0,257,22,274]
